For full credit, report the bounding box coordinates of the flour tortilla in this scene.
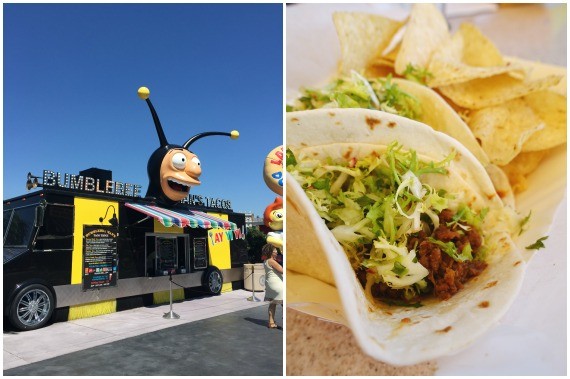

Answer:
[392,78,489,166]
[286,108,526,365]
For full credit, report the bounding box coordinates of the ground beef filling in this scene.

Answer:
[357,208,488,302]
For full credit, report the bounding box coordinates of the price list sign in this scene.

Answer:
[157,238,177,273]
[193,237,207,269]
[83,226,118,290]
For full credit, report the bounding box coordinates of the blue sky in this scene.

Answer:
[4,3,283,217]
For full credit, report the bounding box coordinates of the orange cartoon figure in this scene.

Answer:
[264,197,283,248]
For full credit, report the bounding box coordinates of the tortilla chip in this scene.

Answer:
[368,42,400,67]
[438,73,562,109]
[499,150,549,193]
[363,64,395,78]
[383,40,401,62]
[500,169,526,194]
[468,98,544,165]
[460,23,503,67]
[366,43,400,77]
[505,56,567,96]
[427,23,525,87]
[333,12,403,76]
[369,57,395,68]
[394,4,450,75]
[521,90,567,152]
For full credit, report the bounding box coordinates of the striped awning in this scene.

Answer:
[125,203,237,230]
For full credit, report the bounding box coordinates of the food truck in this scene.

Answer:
[3,87,248,331]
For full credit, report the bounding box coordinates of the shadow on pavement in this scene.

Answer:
[4,304,283,376]
[244,316,269,328]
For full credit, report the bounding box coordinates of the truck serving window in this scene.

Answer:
[145,234,189,276]
[34,204,74,251]
[4,205,36,247]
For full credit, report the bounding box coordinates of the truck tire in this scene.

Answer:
[9,283,54,331]
[202,266,223,296]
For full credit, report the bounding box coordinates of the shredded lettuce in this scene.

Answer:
[286,148,297,167]
[331,218,371,244]
[394,171,427,233]
[291,143,482,297]
[402,63,433,85]
[519,211,532,236]
[427,237,473,262]
[287,72,421,120]
[447,204,488,231]
[362,238,429,289]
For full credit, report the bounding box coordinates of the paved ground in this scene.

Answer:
[3,290,283,376]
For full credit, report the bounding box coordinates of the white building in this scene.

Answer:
[243,212,265,229]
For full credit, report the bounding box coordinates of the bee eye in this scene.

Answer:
[191,156,201,166]
[172,153,187,170]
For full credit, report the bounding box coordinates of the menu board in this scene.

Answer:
[193,237,207,269]
[82,226,118,290]
[157,238,177,273]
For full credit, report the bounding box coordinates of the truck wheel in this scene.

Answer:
[9,284,54,331]
[202,266,223,295]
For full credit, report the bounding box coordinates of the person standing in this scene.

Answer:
[261,243,283,329]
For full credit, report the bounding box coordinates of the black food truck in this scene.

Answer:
[3,87,248,331]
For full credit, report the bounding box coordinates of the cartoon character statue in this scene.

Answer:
[263,146,283,248]
[138,87,239,206]
[264,197,283,248]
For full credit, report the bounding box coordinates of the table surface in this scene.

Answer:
[447,3,566,66]
[285,3,567,376]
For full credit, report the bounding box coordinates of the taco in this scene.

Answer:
[287,72,524,209]
[287,72,490,167]
[286,108,525,365]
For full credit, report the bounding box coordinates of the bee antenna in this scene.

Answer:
[138,87,168,147]
[183,130,239,149]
